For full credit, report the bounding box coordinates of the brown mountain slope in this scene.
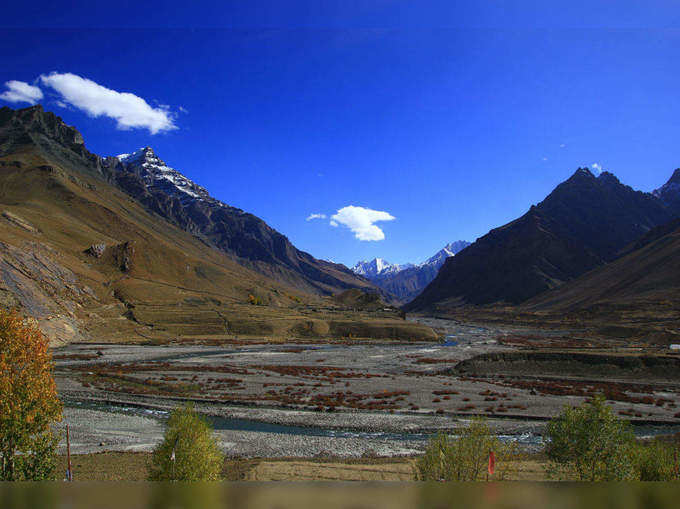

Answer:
[524,219,680,313]
[0,107,433,344]
[1,105,381,298]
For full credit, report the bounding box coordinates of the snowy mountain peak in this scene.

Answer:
[351,241,470,279]
[114,147,212,202]
[116,146,154,162]
[653,168,680,215]
[350,240,471,302]
[653,168,680,197]
[423,240,471,267]
[351,258,407,278]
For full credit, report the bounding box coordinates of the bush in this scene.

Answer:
[635,439,680,481]
[417,418,515,481]
[247,294,264,306]
[0,310,62,481]
[545,395,636,481]
[149,404,224,481]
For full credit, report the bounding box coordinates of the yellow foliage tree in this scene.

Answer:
[0,310,62,480]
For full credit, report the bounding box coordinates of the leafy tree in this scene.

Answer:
[417,418,513,481]
[545,395,636,481]
[149,404,224,481]
[0,310,62,480]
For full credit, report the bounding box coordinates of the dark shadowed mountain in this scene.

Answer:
[352,241,471,303]
[406,168,675,311]
[524,217,680,314]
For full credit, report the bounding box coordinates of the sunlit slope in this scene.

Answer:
[0,108,433,344]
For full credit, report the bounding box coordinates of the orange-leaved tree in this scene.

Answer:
[0,309,62,480]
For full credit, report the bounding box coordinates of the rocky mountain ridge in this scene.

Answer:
[406,168,676,311]
[1,105,378,297]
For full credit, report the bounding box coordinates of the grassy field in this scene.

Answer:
[60,452,553,481]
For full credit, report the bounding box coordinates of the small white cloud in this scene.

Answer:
[39,72,177,134]
[560,143,566,148]
[178,106,189,114]
[0,80,44,105]
[330,205,395,241]
[542,157,548,161]
[306,213,327,221]
[591,163,603,175]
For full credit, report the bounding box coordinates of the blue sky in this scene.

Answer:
[2,2,680,266]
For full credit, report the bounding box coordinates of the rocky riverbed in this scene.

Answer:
[52,318,680,457]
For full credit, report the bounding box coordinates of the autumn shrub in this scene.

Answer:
[416,418,516,481]
[634,439,680,481]
[149,404,224,481]
[0,310,62,481]
[545,395,637,481]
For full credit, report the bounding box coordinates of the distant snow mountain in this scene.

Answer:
[422,241,472,268]
[351,241,471,303]
[351,258,413,278]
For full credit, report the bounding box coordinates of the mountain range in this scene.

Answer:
[105,146,379,296]
[2,103,680,344]
[351,241,471,302]
[0,105,435,344]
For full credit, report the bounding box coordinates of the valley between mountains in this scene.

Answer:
[2,104,680,458]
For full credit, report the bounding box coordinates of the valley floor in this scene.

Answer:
[52,317,680,459]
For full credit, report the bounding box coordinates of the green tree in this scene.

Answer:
[0,310,62,481]
[545,395,636,481]
[417,418,512,481]
[149,404,224,481]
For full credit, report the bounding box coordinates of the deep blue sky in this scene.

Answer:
[2,2,680,266]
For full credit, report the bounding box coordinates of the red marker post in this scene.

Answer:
[487,450,495,481]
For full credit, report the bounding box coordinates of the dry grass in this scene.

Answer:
[60,452,554,481]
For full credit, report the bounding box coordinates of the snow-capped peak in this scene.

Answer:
[114,147,211,201]
[351,258,406,277]
[352,241,471,280]
[116,146,153,162]
[653,168,680,200]
[421,240,471,268]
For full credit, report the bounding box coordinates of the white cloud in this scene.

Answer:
[0,80,44,105]
[306,213,327,221]
[560,143,566,148]
[330,205,395,241]
[39,72,176,134]
[542,157,548,161]
[591,163,603,175]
